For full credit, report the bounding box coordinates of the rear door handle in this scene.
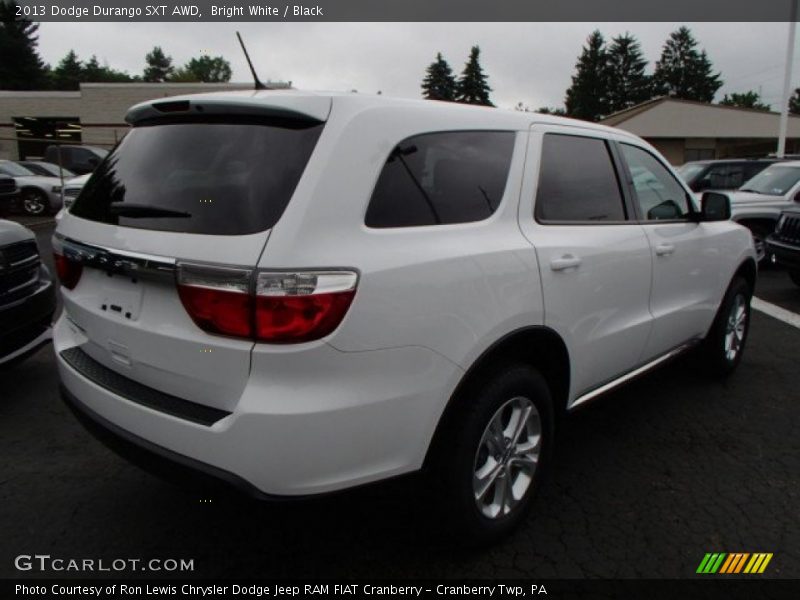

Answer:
[655,243,676,256]
[550,254,582,271]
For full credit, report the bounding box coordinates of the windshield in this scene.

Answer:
[676,163,707,182]
[70,118,323,235]
[0,162,35,177]
[740,166,800,196]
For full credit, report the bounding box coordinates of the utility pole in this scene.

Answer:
[777,0,798,157]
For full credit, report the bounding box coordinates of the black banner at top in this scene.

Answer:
[10,0,800,22]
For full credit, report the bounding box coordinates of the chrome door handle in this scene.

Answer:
[655,243,676,256]
[550,255,582,271]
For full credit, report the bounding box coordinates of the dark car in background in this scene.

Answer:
[17,161,75,179]
[0,219,56,367]
[677,159,780,192]
[44,145,108,175]
[767,208,800,287]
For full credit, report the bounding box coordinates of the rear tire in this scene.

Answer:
[430,363,554,545]
[699,276,752,376]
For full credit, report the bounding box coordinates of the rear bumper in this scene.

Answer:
[54,313,462,496]
[60,384,273,500]
[766,237,800,271]
[0,271,56,365]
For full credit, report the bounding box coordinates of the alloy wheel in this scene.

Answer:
[473,396,541,519]
[724,293,747,362]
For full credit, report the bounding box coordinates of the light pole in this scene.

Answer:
[777,0,798,157]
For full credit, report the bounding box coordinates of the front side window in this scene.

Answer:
[535,134,626,222]
[365,131,515,228]
[621,144,692,221]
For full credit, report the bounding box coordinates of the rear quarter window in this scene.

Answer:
[70,117,323,235]
[365,131,515,228]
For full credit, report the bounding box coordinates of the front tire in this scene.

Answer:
[700,276,752,376]
[431,364,554,544]
[21,188,49,216]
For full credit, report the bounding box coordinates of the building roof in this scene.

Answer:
[600,96,800,138]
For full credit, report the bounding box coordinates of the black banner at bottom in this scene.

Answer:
[5,580,800,600]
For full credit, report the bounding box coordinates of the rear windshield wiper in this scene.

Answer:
[108,204,190,218]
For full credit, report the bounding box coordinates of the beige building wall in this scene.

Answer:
[0,82,278,160]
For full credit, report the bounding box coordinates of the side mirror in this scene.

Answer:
[700,192,731,221]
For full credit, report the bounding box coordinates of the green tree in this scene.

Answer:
[652,26,722,102]
[565,30,610,121]
[789,88,800,115]
[606,32,652,113]
[52,50,83,90]
[456,46,493,106]
[0,0,50,90]
[143,46,174,82]
[719,90,770,111]
[536,106,567,116]
[172,55,232,83]
[421,52,457,101]
[83,55,136,83]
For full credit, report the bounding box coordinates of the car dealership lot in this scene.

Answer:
[1,221,798,579]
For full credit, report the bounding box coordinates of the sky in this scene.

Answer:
[34,22,800,111]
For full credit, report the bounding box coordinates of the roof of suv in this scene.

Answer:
[125,89,638,139]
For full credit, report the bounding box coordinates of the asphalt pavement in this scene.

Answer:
[1,221,798,580]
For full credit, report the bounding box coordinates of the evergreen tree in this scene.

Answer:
[536,106,567,116]
[0,0,50,90]
[719,91,770,111]
[652,26,722,102]
[565,30,610,121]
[456,46,493,106]
[172,55,232,83]
[143,46,174,82]
[606,33,652,113]
[52,50,83,90]
[789,88,800,115]
[81,55,136,83]
[421,52,456,101]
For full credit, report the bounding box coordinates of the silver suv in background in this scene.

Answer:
[722,161,800,260]
[0,160,64,216]
[54,91,756,542]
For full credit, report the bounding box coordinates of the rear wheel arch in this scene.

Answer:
[424,326,570,468]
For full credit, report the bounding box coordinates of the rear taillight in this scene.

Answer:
[53,252,83,290]
[255,272,358,343]
[176,264,357,344]
[177,264,253,338]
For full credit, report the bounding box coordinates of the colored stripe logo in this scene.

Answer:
[697,553,773,574]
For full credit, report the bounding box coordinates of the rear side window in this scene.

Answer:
[535,134,626,222]
[70,118,323,235]
[365,131,515,228]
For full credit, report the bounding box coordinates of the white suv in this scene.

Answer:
[53,91,756,541]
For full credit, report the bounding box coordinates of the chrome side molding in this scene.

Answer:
[570,341,698,410]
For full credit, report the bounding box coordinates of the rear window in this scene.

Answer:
[365,131,515,228]
[70,118,323,235]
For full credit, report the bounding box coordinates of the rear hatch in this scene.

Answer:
[54,94,329,412]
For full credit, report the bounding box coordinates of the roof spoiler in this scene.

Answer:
[125,95,331,125]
